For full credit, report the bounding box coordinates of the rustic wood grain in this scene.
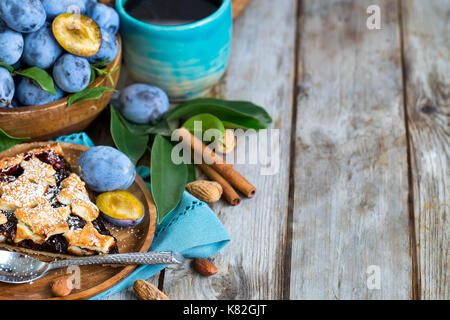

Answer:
[401,0,449,300]
[0,142,156,300]
[290,0,412,299]
[160,0,297,299]
[91,0,449,300]
[0,37,122,141]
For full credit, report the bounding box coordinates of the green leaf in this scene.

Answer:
[151,135,188,224]
[112,105,173,137]
[68,86,116,107]
[110,106,149,165]
[186,163,196,184]
[165,98,272,130]
[201,98,272,124]
[182,113,224,143]
[107,73,114,86]
[92,61,118,86]
[220,116,270,130]
[93,68,107,76]
[88,68,96,85]
[0,62,14,73]
[0,128,30,152]
[91,59,111,67]
[14,67,56,95]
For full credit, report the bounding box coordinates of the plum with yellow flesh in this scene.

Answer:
[96,191,144,227]
[52,13,101,57]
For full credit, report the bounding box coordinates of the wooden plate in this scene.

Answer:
[0,36,122,141]
[0,142,157,300]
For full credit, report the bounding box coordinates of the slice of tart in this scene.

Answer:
[0,143,118,257]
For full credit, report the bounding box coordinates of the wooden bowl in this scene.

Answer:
[232,0,252,19]
[0,142,157,300]
[0,36,122,141]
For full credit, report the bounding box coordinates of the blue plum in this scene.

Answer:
[85,0,98,7]
[119,84,169,124]
[10,97,20,108]
[78,146,136,193]
[0,20,24,65]
[41,0,86,20]
[87,3,119,35]
[87,29,118,66]
[11,60,23,71]
[16,77,63,106]
[0,0,46,33]
[0,67,14,108]
[53,54,91,93]
[22,22,63,69]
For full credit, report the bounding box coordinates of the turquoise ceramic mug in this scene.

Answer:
[116,0,232,101]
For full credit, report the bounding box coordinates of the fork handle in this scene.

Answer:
[48,252,184,270]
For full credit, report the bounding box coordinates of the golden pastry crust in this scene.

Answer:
[0,175,47,210]
[0,154,24,170]
[58,173,90,200]
[0,143,62,171]
[57,173,99,222]
[0,213,7,225]
[0,143,117,256]
[65,222,115,255]
[15,222,46,244]
[14,198,71,243]
[70,199,99,222]
[26,143,64,157]
[21,157,56,186]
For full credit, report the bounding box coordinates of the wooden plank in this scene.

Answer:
[160,0,297,299]
[290,0,412,299]
[401,0,449,300]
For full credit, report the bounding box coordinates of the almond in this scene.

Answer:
[51,277,73,297]
[133,280,169,300]
[215,129,236,154]
[186,180,223,203]
[194,258,218,276]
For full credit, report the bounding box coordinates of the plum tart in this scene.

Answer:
[0,143,118,257]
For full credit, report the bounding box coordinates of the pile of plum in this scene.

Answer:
[0,0,120,108]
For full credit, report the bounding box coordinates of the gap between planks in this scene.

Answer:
[289,0,412,299]
[397,0,420,300]
[400,0,449,300]
[283,0,304,300]
[155,0,297,299]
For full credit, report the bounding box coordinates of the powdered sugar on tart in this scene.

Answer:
[0,143,117,256]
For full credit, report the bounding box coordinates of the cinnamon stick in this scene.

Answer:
[197,163,241,206]
[176,128,256,198]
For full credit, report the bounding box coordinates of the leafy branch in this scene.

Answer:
[90,59,119,86]
[109,98,271,224]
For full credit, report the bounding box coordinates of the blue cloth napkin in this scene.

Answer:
[55,133,231,300]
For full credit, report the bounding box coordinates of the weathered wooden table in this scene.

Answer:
[89,0,449,300]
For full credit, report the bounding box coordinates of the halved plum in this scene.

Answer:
[96,190,144,227]
[52,13,101,57]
